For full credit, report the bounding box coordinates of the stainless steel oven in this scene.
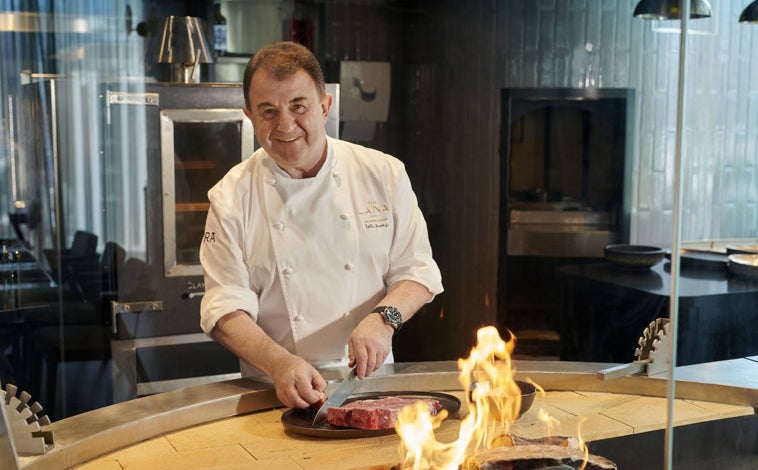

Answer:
[105,82,254,401]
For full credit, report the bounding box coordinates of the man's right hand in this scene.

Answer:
[211,310,327,409]
[269,355,327,409]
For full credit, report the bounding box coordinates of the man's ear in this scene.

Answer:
[321,93,334,120]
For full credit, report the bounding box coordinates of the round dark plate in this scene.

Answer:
[468,380,536,418]
[281,391,461,438]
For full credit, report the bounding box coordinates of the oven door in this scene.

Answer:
[160,108,253,278]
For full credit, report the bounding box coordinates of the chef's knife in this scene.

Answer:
[312,368,359,425]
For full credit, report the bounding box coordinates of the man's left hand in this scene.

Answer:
[348,314,394,378]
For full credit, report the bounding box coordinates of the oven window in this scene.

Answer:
[160,109,254,276]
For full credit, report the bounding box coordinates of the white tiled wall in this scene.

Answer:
[497,0,757,245]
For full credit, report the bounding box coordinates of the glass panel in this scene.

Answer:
[0,3,755,468]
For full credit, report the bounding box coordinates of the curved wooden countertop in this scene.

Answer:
[19,358,758,469]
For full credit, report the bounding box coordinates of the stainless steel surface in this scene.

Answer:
[21,379,278,470]
[507,228,612,257]
[598,317,671,380]
[597,362,647,380]
[110,300,163,335]
[106,90,160,107]
[312,368,358,425]
[0,385,21,470]
[110,333,241,403]
[508,205,614,257]
[19,359,758,470]
[105,90,159,125]
[510,208,611,226]
[1,384,54,455]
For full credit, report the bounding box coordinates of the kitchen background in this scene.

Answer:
[0,0,756,419]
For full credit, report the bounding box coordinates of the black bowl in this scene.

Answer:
[469,380,537,418]
[604,244,665,270]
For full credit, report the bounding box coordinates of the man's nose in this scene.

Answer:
[275,110,297,132]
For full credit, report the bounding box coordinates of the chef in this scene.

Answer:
[199,41,443,410]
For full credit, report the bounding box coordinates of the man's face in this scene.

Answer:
[244,69,332,175]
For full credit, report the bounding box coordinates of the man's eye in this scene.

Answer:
[260,109,276,119]
[292,104,308,114]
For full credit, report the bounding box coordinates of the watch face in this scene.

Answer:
[383,307,402,330]
[373,306,402,330]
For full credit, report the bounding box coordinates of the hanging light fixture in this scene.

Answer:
[739,0,758,23]
[148,16,214,83]
[633,0,712,20]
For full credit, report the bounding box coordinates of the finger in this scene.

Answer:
[293,379,319,409]
[373,350,384,372]
[277,386,307,409]
[347,338,355,367]
[311,370,328,392]
[352,346,369,378]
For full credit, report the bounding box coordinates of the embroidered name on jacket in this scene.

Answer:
[359,201,390,230]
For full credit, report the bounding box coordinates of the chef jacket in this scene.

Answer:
[200,137,443,374]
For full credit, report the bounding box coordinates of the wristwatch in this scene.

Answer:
[372,306,403,332]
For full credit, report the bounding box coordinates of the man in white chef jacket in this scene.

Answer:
[199,41,443,410]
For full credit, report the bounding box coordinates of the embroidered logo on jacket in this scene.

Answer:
[203,231,216,243]
[359,201,389,230]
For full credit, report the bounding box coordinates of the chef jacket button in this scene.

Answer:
[273,222,284,231]
[344,262,354,271]
[294,314,304,323]
[268,178,277,186]
[340,213,349,220]
[282,267,293,276]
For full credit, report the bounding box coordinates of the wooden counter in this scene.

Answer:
[71,389,753,470]
[18,359,758,470]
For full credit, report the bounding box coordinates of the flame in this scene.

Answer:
[396,326,524,469]
[396,325,590,470]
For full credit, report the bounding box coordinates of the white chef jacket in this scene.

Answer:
[200,137,443,375]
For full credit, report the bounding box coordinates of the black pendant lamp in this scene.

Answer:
[739,0,758,23]
[633,0,712,20]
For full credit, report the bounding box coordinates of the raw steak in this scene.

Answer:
[327,396,443,430]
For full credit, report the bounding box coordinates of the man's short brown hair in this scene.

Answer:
[243,41,326,110]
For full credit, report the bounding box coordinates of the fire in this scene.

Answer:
[395,326,584,470]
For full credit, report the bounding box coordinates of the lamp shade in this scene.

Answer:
[739,0,758,23]
[633,0,712,20]
[154,16,213,65]
[149,16,213,83]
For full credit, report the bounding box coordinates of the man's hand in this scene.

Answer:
[269,354,327,409]
[211,310,327,409]
[348,313,394,378]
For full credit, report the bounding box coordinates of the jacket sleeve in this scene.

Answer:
[199,182,260,334]
[384,164,443,299]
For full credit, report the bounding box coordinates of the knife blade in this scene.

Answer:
[312,368,359,425]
